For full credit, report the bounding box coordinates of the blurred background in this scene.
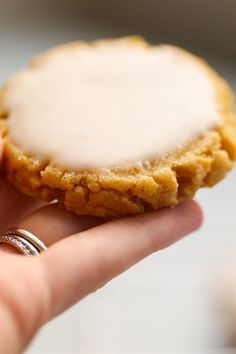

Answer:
[1,1,236,353]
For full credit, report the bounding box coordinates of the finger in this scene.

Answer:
[0,203,106,254]
[0,178,43,253]
[0,178,43,233]
[0,133,43,231]
[40,200,203,320]
[19,203,106,246]
[0,136,41,231]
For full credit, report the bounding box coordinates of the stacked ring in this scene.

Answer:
[0,228,47,256]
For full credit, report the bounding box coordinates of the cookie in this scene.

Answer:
[0,37,236,217]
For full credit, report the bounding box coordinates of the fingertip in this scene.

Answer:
[178,199,203,231]
[140,199,203,252]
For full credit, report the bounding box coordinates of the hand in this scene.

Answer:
[0,139,202,354]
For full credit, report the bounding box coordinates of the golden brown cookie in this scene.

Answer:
[0,37,236,217]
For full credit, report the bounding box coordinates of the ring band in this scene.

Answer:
[0,228,47,256]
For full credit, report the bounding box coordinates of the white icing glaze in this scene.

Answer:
[4,40,220,170]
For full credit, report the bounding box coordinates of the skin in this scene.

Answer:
[0,138,203,354]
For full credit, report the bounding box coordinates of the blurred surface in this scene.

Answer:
[0,1,236,353]
[78,0,236,59]
[1,0,236,59]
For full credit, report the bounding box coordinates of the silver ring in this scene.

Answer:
[0,228,47,256]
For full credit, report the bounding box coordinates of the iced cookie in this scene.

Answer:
[0,37,236,217]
